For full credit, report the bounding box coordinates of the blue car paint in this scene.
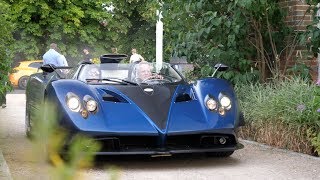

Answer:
[166,84,210,133]
[26,62,244,155]
[166,78,238,134]
[49,80,159,135]
[194,78,240,127]
[96,86,163,134]
[48,77,239,137]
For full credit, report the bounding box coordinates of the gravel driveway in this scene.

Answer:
[0,91,319,180]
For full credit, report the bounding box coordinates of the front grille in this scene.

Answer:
[89,134,236,152]
[95,136,158,151]
[166,134,236,148]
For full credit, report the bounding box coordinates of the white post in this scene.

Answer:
[156,9,163,73]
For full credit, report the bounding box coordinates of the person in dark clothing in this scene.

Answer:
[0,82,7,108]
[83,48,93,62]
[0,93,6,108]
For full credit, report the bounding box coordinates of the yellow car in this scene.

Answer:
[9,60,43,89]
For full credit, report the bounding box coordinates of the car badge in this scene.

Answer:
[144,88,154,93]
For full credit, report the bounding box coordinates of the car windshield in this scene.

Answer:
[76,62,183,85]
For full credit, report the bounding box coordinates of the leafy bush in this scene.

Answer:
[30,102,112,179]
[163,0,295,83]
[236,78,320,156]
[0,1,14,95]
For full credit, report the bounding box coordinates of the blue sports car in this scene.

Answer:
[25,54,244,157]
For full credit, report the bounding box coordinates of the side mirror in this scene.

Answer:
[40,64,56,73]
[214,63,228,71]
[211,63,229,77]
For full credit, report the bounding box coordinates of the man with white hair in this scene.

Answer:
[134,62,163,83]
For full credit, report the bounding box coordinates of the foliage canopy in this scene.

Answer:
[3,0,314,83]
[4,0,162,65]
[163,0,297,83]
[5,0,131,65]
[0,0,14,94]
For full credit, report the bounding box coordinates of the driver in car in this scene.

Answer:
[86,66,101,83]
[135,62,163,83]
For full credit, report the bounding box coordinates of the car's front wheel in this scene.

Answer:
[206,151,234,157]
[18,76,29,89]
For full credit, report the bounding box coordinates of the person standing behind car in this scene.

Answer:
[56,47,68,66]
[0,81,7,108]
[83,48,93,62]
[56,47,69,74]
[111,47,118,54]
[43,43,64,66]
[130,48,145,63]
[59,53,68,66]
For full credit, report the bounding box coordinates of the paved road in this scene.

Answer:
[0,91,320,180]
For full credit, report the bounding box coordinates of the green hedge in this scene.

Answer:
[235,78,320,156]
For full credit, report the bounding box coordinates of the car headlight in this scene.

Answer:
[86,99,97,112]
[220,96,231,110]
[67,96,81,112]
[206,98,218,111]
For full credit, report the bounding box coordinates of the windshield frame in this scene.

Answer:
[68,62,185,85]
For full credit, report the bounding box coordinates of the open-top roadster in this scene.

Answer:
[25,54,244,157]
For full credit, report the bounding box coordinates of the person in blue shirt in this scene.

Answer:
[55,47,68,66]
[43,43,64,66]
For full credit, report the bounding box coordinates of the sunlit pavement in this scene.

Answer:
[0,89,320,179]
[0,89,23,180]
[0,151,12,180]
[0,90,25,180]
[0,90,48,179]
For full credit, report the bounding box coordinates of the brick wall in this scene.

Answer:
[279,0,318,81]
[280,0,313,31]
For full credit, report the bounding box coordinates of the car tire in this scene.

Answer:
[206,151,234,157]
[18,76,29,89]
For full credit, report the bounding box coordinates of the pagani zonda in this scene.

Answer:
[25,54,244,157]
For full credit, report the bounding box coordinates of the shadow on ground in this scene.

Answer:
[92,153,241,170]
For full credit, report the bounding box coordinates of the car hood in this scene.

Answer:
[51,79,238,135]
[110,85,176,130]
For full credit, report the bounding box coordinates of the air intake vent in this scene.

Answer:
[103,94,122,102]
[175,93,192,102]
[101,90,128,103]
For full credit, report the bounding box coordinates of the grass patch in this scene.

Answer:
[236,78,320,156]
[238,122,316,155]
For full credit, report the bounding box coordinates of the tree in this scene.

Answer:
[6,0,131,65]
[163,0,295,83]
[0,0,14,94]
[6,0,165,64]
[108,0,160,61]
